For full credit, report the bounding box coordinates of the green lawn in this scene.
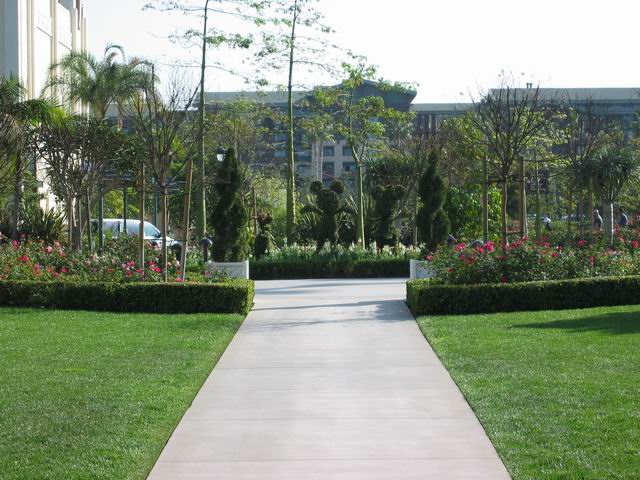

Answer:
[0,308,243,480]
[417,305,640,480]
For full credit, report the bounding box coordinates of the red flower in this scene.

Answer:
[589,256,596,265]
[11,240,19,249]
[577,240,586,248]
[551,252,559,258]
[454,243,465,252]
[425,255,433,262]
[60,267,69,274]
[485,241,495,252]
[631,240,639,249]
[175,277,184,283]
[500,275,508,283]
[18,255,29,263]
[45,246,53,254]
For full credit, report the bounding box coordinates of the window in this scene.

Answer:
[342,146,352,156]
[342,161,356,175]
[322,162,334,186]
[322,145,334,157]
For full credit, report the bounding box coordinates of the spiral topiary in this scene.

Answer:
[417,151,450,251]
[210,147,249,262]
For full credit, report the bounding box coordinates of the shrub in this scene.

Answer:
[417,151,450,250]
[0,279,254,315]
[250,244,420,279]
[371,184,405,249]
[301,180,352,253]
[210,147,249,262]
[407,276,640,316]
[253,212,273,260]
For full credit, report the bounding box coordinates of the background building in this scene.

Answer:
[1,0,88,209]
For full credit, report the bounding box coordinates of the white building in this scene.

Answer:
[1,0,88,209]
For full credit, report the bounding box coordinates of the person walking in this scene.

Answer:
[593,209,603,230]
[618,207,629,227]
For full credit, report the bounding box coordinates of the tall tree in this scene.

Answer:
[124,68,200,280]
[417,151,450,251]
[48,45,147,121]
[254,0,338,244]
[313,60,414,244]
[470,76,554,245]
[145,0,268,241]
[593,144,639,245]
[0,77,56,240]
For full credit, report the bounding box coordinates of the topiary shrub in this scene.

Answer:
[301,180,352,253]
[371,184,405,249]
[210,147,249,262]
[417,151,450,251]
[253,212,273,260]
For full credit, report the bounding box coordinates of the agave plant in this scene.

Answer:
[20,204,65,244]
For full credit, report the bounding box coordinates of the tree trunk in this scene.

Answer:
[86,194,93,254]
[161,190,168,282]
[535,162,541,241]
[501,181,508,246]
[482,156,489,243]
[72,196,82,251]
[578,180,584,239]
[180,151,194,282]
[566,187,573,236]
[194,0,211,241]
[139,164,146,274]
[519,156,527,237]
[285,0,298,245]
[588,177,594,243]
[603,200,614,246]
[355,159,365,246]
[11,151,22,241]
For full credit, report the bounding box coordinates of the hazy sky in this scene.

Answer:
[85,0,640,102]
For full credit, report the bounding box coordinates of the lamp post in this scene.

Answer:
[216,144,227,163]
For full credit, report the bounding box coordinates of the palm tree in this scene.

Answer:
[0,77,56,240]
[48,44,148,121]
[593,145,640,245]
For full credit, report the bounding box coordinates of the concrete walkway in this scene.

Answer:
[147,279,510,480]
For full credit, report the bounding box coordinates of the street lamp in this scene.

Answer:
[216,145,227,163]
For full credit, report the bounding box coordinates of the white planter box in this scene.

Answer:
[410,259,436,280]
[206,260,249,279]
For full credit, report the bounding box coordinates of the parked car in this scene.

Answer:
[95,219,180,248]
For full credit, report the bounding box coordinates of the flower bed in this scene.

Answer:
[0,237,180,282]
[425,233,640,285]
[250,244,421,279]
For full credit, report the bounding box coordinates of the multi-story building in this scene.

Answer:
[1,0,88,209]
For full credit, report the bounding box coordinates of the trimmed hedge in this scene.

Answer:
[250,258,409,279]
[0,280,255,315]
[407,275,640,316]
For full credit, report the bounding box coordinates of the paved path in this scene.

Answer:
[148,279,510,480]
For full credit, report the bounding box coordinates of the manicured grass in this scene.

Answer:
[0,308,244,480]
[417,305,640,480]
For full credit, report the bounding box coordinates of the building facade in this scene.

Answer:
[1,0,88,209]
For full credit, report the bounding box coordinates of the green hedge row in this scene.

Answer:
[407,276,640,316]
[250,258,409,279]
[0,280,255,315]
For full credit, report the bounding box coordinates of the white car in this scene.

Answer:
[98,219,180,248]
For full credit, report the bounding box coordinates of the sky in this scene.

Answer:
[85,0,640,103]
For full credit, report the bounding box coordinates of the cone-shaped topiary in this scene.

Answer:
[210,147,249,262]
[253,212,273,260]
[417,151,450,251]
[371,184,405,249]
[302,179,352,253]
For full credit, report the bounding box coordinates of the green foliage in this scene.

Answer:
[19,205,65,244]
[251,244,421,280]
[444,185,502,240]
[417,151,450,250]
[210,148,249,262]
[371,184,405,248]
[407,275,640,316]
[301,180,352,253]
[253,212,274,259]
[0,279,254,315]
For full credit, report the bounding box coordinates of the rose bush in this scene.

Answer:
[426,230,640,285]
[0,237,181,282]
